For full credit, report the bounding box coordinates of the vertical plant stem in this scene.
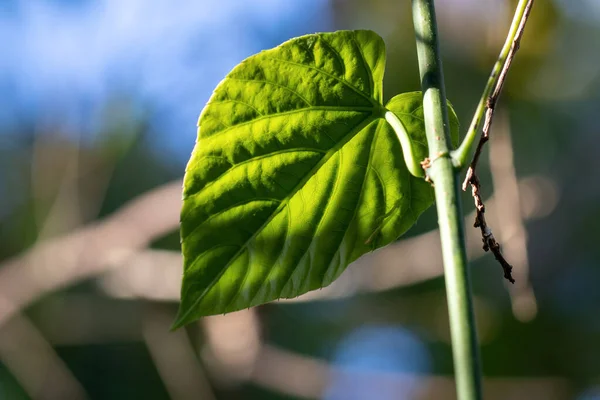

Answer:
[411,1,483,399]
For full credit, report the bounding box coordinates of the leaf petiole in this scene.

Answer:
[385,110,425,178]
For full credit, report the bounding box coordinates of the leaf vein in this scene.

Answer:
[178,115,377,323]
[263,56,376,106]
[185,148,327,204]
[350,33,373,97]
[184,198,282,250]
[322,119,382,286]
[209,99,264,116]
[226,76,312,107]
[279,150,342,298]
[203,106,373,139]
[318,36,346,77]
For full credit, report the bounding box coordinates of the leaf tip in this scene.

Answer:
[169,320,184,332]
[171,305,195,331]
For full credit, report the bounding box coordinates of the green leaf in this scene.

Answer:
[173,30,459,328]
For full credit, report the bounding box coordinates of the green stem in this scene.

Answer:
[385,111,425,178]
[452,0,532,168]
[411,1,482,399]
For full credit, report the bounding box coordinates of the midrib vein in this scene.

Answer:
[179,113,382,321]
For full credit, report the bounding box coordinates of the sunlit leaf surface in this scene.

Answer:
[174,30,459,328]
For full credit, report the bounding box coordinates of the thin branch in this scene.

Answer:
[0,313,88,399]
[453,0,535,168]
[468,175,515,283]
[461,0,535,284]
[463,0,534,182]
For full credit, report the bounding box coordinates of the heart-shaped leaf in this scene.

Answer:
[174,30,459,328]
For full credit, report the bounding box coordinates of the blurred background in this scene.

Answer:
[0,0,598,398]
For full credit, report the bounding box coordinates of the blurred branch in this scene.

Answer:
[251,344,570,400]
[143,305,216,400]
[35,295,142,346]
[0,313,88,399]
[0,170,557,330]
[201,311,569,399]
[31,134,84,239]
[18,294,571,400]
[488,110,537,321]
[31,134,122,240]
[251,344,330,399]
[99,177,551,303]
[0,180,182,328]
[200,309,261,384]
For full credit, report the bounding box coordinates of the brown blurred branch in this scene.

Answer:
[0,180,182,328]
[200,311,570,400]
[250,344,570,400]
[143,305,216,400]
[23,295,571,400]
[488,111,537,321]
[0,313,88,399]
[0,170,555,330]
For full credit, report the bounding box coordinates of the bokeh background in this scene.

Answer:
[1,0,599,399]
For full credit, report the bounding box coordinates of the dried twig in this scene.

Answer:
[468,175,515,283]
[461,0,534,284]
